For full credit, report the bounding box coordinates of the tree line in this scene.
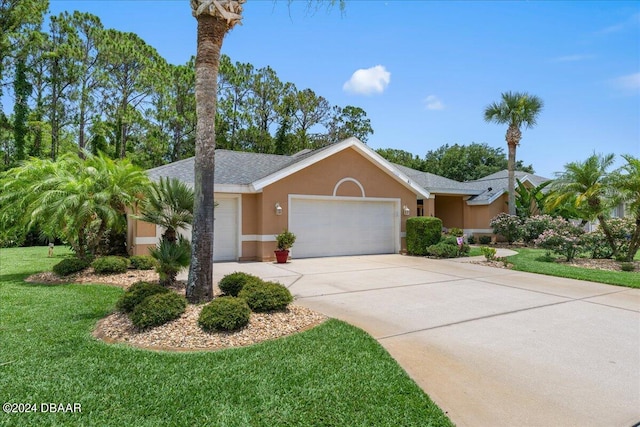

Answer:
[0,3,373,170]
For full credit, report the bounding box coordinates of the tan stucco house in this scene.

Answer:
[128,137,549,261]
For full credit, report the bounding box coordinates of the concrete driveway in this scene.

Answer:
[209,254,640,427]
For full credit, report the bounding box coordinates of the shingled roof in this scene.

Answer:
[145,138,430,197]
[464,170,551,205]
[147,150,302,187]
[146,139,549,204]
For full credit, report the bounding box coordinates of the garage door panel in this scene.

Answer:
[213,198,238,261]
[290,198,396,258]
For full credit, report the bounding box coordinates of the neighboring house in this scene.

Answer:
[127,137,550,261]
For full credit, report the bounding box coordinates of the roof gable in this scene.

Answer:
[146,138,429,198]
[252,138,430,198]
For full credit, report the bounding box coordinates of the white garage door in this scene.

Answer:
[213,197,239,261]
[290,197,398,258]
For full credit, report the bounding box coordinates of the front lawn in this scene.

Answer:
[0,247,452,426]
[507,248,639,289]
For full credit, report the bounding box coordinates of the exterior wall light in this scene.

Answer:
[275,202,283,216]
[403,205,411,216]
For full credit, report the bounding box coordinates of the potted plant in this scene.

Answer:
[274,229,296,263]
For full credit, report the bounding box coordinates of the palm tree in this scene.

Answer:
[187,0,344,303]
[0,152,148,259]
[547,153,619,257]
[187,0,244,303]
[136,177,194,243]
[484,91,543,215]
[610,155,640,260]
[150,236,191,287]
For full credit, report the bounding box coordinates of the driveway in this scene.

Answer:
[209,254,640,427]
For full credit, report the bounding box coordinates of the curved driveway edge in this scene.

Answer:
[208,254,640,427]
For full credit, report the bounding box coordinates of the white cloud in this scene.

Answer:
[343,65,390,95]
[612,72,640,95]
[423,95,444,110]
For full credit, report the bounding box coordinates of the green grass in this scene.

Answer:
[0,247,452,426]
[507,248,639,289]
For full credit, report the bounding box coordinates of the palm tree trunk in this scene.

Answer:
[626,217,640,261]
[506,124,521,216]
[596,214,618,258]
[186,13,227,303]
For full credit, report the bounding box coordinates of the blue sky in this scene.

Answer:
[47,0,639,178]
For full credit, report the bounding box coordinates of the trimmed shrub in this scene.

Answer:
[129,255,157,270]
[534,218,585,262]
[426,242,460,258]
[129,292,187,330]
[116,281,169,313]
[198,296,251,332]
[467,235,476,244]
[522,215,555,245]
[406,217,442,256]
[238,280,293,312]
[92,256,129,274]
[52,258,90,276]
[490,213,522,244]
[218,272,261,297]
[479,235,492,245]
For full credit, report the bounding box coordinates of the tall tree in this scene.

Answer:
[422,142,534,181]
[188,0,244,303]
[217,54,253,150]
[99,29,167,159]
[325,105,373,144]
[484,91,543,215]
[375,148,425,171]
[0,0,49,111]
[187,0,343,303]
[44,12,81,160]
[12,55,30,162]
[291,87,330,151]
[248,65,283,152]
[67,11,105,153]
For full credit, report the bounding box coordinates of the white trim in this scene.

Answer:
[251,138,430,199]
[288,194,401,255]
[464,229,494,235]
[214,184,253,194]
[134,237,158,245]
[241,234,277,242]
[332,177,365,197]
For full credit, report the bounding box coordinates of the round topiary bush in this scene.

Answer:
[52,258,90,277]
[218,272,261,297]
[116,281,169,313]
[238,280,293,312]
[426,242,460,258]
[129,292,187,330]
[198,296,251,332]
[129,255,157,270]
[92,256,129,274]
